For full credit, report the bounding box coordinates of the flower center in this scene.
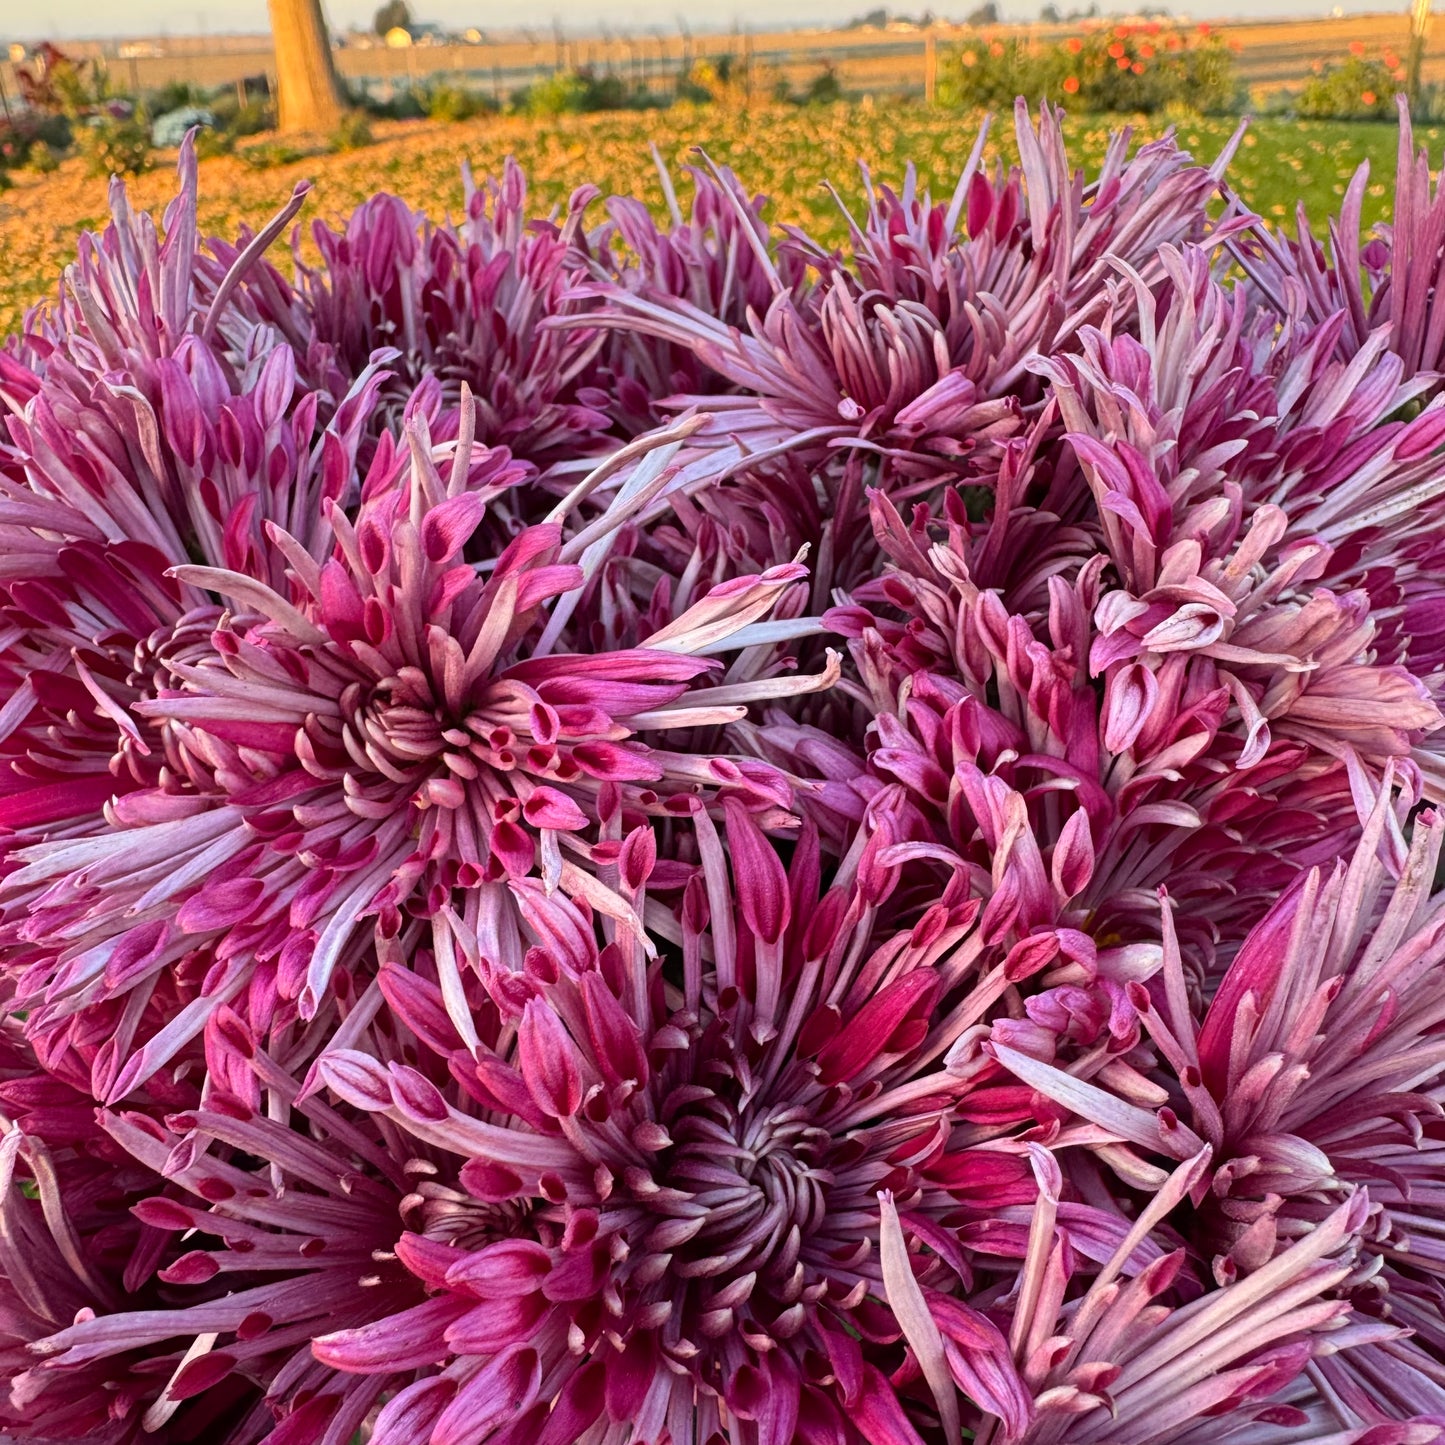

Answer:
[403,1169,535,1251]
[336,676,489,812]
[663,1100,833,1283]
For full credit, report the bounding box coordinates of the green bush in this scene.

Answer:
[0,114,70,173]
[940,37,1064,110]
[804,65,844,105]
[361,87,426,120]
[146,80,208,115]
[238,139,308,169]
[675,55,749,106]
[77,109,152,177]
[423,83,493,122]
[25,140,60,173]
[940,24,1237,115]
[522,70,592,117]
[1296,54,1399,120]
[519,68,644,117]
[329,110,374,153]
[210,95,275,137]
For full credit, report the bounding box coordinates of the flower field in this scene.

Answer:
[0,104,1425,335]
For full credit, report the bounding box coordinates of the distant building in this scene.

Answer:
[383,20,448,48]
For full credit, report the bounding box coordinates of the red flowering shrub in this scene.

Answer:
[1297,54,1399,119]
[939,25,1237,113]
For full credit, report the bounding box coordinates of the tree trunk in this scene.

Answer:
[268,0,346,133]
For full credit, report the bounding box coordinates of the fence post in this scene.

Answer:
[925,32,937,104]
[1408,0,1431,114]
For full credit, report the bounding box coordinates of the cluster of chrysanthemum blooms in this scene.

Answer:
[3,95,1445,1445]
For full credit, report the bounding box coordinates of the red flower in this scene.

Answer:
[1063,74,1080,92]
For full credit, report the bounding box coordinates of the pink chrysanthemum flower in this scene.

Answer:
[581,103,1241,487]
[1,410,828,1101]
[820,237,1445,1003]
[16,816,1042,1444]
[0,1028,273,1443]
[284,160,612,464]
[21,1065,433,1444]
[0,140,368,878]
[590,153,808,436]
[1034,244,1445,782]
[828,486,1371,989]
[1230,98,1445,383]
[12,137,309,382]
[975,1150,1430,1444]
[992,781,1445,1427]
[0,342,386,849]
[299,807,1039,1445]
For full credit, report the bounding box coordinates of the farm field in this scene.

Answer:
[12,12,1445,103]
[0,104,1427,337]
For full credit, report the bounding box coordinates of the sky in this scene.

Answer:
[2,0,1391,40]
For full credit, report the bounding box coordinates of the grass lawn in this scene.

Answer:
[0,105,1430,337]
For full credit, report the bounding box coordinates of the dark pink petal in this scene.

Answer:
[517,999,584,1117]
[312,1295,472,1373]
[433,1346,541,1445]
[444,1239,552,1298]
[444,1293,548,1353]
[371,1376,457,1445]
[421,491,487,563]
[852,1365,926,1445]
[816,971,939,1085]
[724,798,791,945]
[580,970,649,1090]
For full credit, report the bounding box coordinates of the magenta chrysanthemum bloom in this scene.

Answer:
[821,243,1445,1004]
[294,810,1037,1443]
[983,1150,1414,1444]
[590,153,808,436]
[11,138,309,382]
[14,819,1035,1443]
[0,408,826,1101]
[283,160,613,464]
[582,104,1240,485]
[2,991,457,1443]
[991,782,1445,1425]
[1231,99,1445,382]
[0,139,359,875]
